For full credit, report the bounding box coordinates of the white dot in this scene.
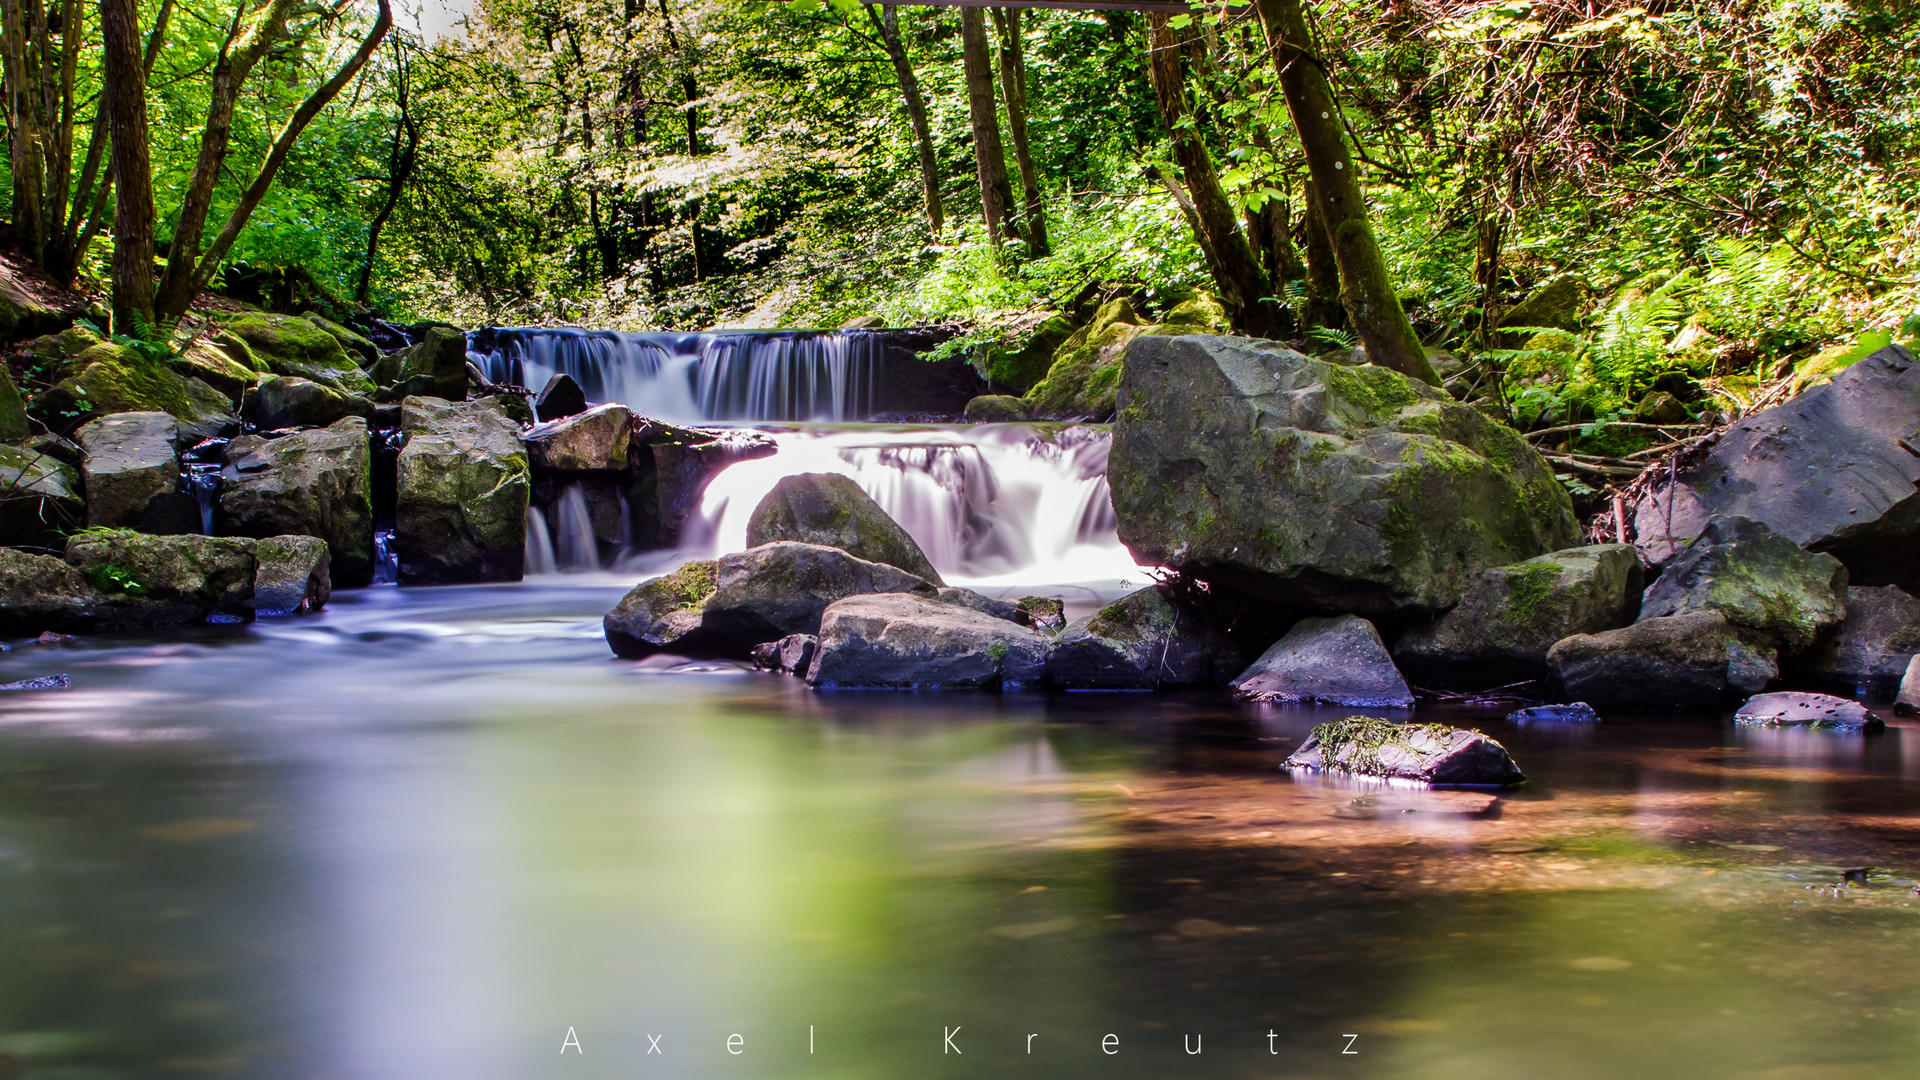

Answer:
[1334,161,1344,170]
[1321,112,1329,119]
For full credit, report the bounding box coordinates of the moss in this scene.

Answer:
[1324,362,1423,420]
[1498,561,1565,630]
[1311,716,1469,775]
[653,560,719,613]
[1381,503,1421,565]
[987,642,1008,661]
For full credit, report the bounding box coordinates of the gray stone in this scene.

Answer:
[933,586,1026,624]
[1285,716,1527,787]
[700,542,935,652]
[1897,656,1920,716]
[395,396,529,584]
[1632,345,1920,586]
[1018,596,1066,633]
[745,472,942,585]
[1044,586,1238,690]
[604,560,720,658]
[534,373,588,421]
[806,592,1050,689]
[526,403,631,472]
[0,674,68,690]
[75,412,182,530]
[1547,612,1735,711]
[752,633,818,674]
[1110,335,1577,615]
[62,529,257,627]
[217,418,374,587]
[0,443,83,547]
[375,326,467,401]
[1726,638,1780,694]
[1734,692,1884,733]
[0,547,105,634]
[1508,702,1602,724]
[1395,544,1644,688]
[1810,586,1920,691]
[243,375,373,430]
[1638,516,1848,656]
[251,535,330,615]
[1231,615,1415,707]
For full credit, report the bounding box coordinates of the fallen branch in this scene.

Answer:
[1524,420,1710,441]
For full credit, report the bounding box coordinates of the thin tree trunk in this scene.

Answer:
[866,4,941,236]
[3,0,48,264]
[99,0,155,333]
[1146,14,1278,336]
[990,8,1046,256]
[1253,0,1437,385]
[959,8,1018,247]
[1299,179,1342,330]
[357,39,417,303]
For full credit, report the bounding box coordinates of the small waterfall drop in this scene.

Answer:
[524,513,558,576]
[551,484,601,571]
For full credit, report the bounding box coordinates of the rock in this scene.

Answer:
[745,472,942,584]
[24,432,81,467]
[1638,516,1848,656]
[1897,656,1920,716]
[1025,298,1144,420]
[1110,335,1578,615]
[525,402,631,472]
[75,411,187,531]
[983,314,1075,395]
[807,592,1051,689]
[1231,615,1415,707]
[0,674,68,691]
[1809,586,1920,691]
[242,375,373,430]
[1285,716,1527,787]
[933,586,1026,624]
[1044,586,1238,690]
[375,326,467,401]
[1018,595,1065,633]
[63,529,256,626]
[395,395,530,584]
[1726,638,1780,694]
[304,314,380,365]
[0,272,70,339]
[1508,702,1602,724]
[1395,544,1644,688]
[964,395,1031,423]
[699,542,936,651]
[1734,692,1884,733]
[752,633,818,674]
[1635,390,1691,425]
[603,560,721,658]
[250,535,330,615]
[1497,274,1589,331]
[37,342,234,440]
[0,365,30,443]
[218,312,374,395]
[217,418,375,587]
[637,423,778,547]
[1631,345,1920,584]
[169,338,263,402]
[534,373,588,421]
[1547,611,1737,711]
[35,630,71,644]
[0,443,83,547]
[0,547,103,633]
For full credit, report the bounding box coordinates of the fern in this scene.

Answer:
[1584,271,1696,393]
[1306,326,1358,352]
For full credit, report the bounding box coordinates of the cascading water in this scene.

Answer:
[470,328,883,424]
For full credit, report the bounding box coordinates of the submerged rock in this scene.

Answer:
[1285,716,1526,787]
[525,403,631,472]
[1232,615,1414,707]
[807,592,1050,689]
[1044,585,1238,690]
[0,673,68,691]
[1631,345,1920,586]
[701,542,935,651]
[251,535,331,615]
[1810,585,1920,691]
[1734,692,1883,733]
[0,443,82,547]
[395,395,530,584]
[1547,611,1737,711]
[1638,516,1847,656]
[217,418,375,587]
[75,412,186,531]
[1395,544,1643,688]
[1507,702,1602,724]
[745,472,942,584]
[603,560,721,658]
[1110,334,1577,615]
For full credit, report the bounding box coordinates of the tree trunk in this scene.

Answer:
[99,0,155,334]
[959,8,1018,247]
[357,38,417,304]
[1253,0,1437,385]
[1146,14,1279,337]
[1298,180,1343,330]
[990,8,1046,256]
[3,0,48,265]
[867,4,941,237]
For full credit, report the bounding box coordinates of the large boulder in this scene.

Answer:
[1231,614,1415,707]
[38,342,234,440]
[168,338,263,402]
[698,542,936,651]
[1898,657,1920,716]
[250,535,330,615]
[806,592,1050,689]
[604,560,721,658]
[1637,516,1847,657]
[1044,585,1238,690]
[1809,586,1920,692]
[242,375,372,430]
[218,312,374,396]
[373,325,467,401]
[633,419,778,548]
[526,403,631,472]
[304,315,380,366]
[0,547,104,634]
[0,443,83,547]
[1111,335,1578,615]
[1395,544,1643,688]
[75,411,193,532]
[745,472,942,584]
[1632,345,1920,586]
[395,396,529,584]
[216,418,375,587]
[1024,298,1144,420]
[1285,716,1526,787]
[1547,611,1741,711]
[984,312,1076,395]
[63,529,256,626]
[1734,691,1883,733]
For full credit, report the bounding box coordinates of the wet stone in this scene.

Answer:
[1733,692,1884,733]
[1508,702,1602,724]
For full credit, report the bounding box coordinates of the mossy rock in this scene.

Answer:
[394,395,529,584]
[1638,515,1848,656]
[37,342,234,440]
[1044,585,1239,689]
[64,528,258,626]
[0,442,82,546]
[1286,716,1526,787]
[304,314,380,365]
[1499,274,1590,331]
[745,472,942,585]
[603,560,721,658]
[964,395,1030,423]
[374,326,468,402]
[220,312,373,396]
[984,314,1075,394]
[1024,298,1144,420]
[18,325,103,382]
[1157,293,1230,331]
[0,365,29,443]
[217,418,375,587]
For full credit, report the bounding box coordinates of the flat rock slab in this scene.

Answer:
[807,592,1049,690]
[1286,716,1526,787]
[1734,692,1884,733]
[1233,614,1414,707]
[1508,702,1602,724]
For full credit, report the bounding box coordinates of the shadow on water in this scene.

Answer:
[2,583,1919,1078]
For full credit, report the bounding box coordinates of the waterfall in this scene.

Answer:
[469,328,884,423]
[524,513,558,576]
[552,484,601,571]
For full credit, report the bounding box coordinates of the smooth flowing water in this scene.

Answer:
[3,583,1919,1080]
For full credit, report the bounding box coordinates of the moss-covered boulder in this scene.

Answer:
[526,402,630,472]
[0,546,105,634]
[1498,274,1589,331]
[603,560,721,658]
[0,274,70,340]
[219,312,373,396]
[1111,334,1579,615]
[963,395,1030,423]
[217,418,374,587]
[373,325,467,401]
[170,338,264,402]
[1638,515,1847,657]
[75,412,192,532]
[63,529,257,626]
[1286,716,1526,787]
[38,342,234,440]
[745,472,942,584]
[395,395,529,584]
[250,534,331,615]
[1395,544,1644,688]
[984,314,1076,394]
[1044,585,1239,689]
[304,315,380,365]
[242,375,373,430]
[1024,298,1144,420]
[807,591,1051,689]
[0,443,82,547]
[0,365,30,443]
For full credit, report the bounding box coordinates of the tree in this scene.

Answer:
[865,3,942,237]
[958,7,1019,248]
[990,8,1046,256]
